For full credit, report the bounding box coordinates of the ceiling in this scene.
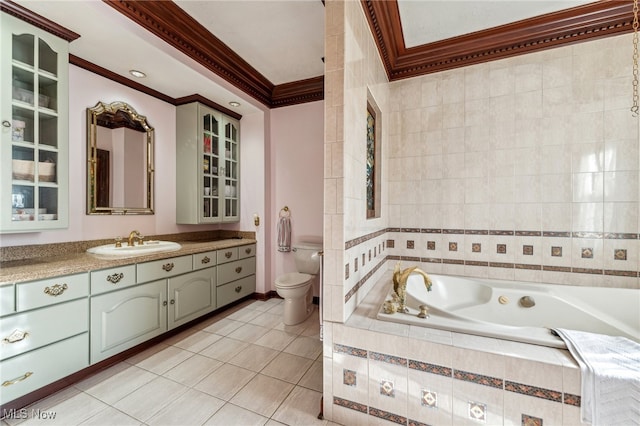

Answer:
[3,0,634,114]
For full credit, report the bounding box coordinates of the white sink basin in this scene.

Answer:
[87,240,182,257]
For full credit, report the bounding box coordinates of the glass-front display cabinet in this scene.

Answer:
[1,12,70,232]
[176,102,240,224]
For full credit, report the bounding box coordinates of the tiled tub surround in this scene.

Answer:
[324,272,584,426]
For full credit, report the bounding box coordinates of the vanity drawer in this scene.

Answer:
[217,247,238,264]
[217,257,256,285]
[0,299,88,361]
[0,283,15,316]
[137,255,192,282]
[193,251,217,270]
[0,333,88,404]
[91,264,137,295]
[16,273,89,312]
[217,275,255,308]
[238,244,256,259]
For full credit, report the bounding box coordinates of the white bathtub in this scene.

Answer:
[377,273,640,348]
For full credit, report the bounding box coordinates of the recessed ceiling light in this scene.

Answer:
[129,70,146,78]
[229,101,241,107]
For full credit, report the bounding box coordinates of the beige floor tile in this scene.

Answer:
[227,343,279,372]
[76,364,157,405]
[271,386,326,426]
[230,374,295,418]
[199,336,249,362]
[194,363,256,401]
[21,391,109,426]
[267,303,285,316]
[168,329,224,352]
[79,406,142,425]
[254,329,297,351]
[146,388,225,426]
[250,311,284,329]
[227,323,270,343]
[130,345,194,375]
[284,335,323,359]
[202,318,244,336]
[226,307,259,323]
[163,353,223,386]
[246,300,277,312]
[264,420,287,425]
[298,360,323,392]
[261,352,314,384]
[203,403,268,425]
[5,386,81,425]
[112,376,188,422]
[124,343,170,365]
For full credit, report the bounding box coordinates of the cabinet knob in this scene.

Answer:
[44,283,68,296]
[107,273,124,284]
[245,248,252,254]
[201,256,211,264]
[170,299,175,305]
[2,372,33,387]
[235,286,242,293]
[225,251,232,259]
[235,266,242,274]
[3,329,29,344]
[163,301,168,306]
[162,263,174,272]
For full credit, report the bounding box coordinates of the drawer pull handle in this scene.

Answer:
[235,286,242,293]
[162,263,175,272]
[44,283,67,296]
[235,266,242,274]
[3,329,28,344]
[225,251,233,258]
[201,256,211,264]
[245,248,252,254]
[2,372,33,387]
[107,273,124,284]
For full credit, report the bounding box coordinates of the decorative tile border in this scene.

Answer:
[505,381,562,403]
[370,351,407,366]
[408,359,452,377]
[454,370,504,389]
[334,343,368,358]
[563,393,581,407]
[333,396,367,413]
[369,406,407,425]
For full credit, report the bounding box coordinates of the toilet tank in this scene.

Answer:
[292,242,322,274]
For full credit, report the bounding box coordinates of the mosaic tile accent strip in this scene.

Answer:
[505,381,562,403]
[408,419,432,426]
[604,270,638,277]
[581,248,593,258]
[427,241,436,250]
[490,262,513,269]
[387,239,395,248]
[516,230,542,237]
[334,343,368,358]
[345,228,387,250]
[523,245,534,255]
[443,259,465,265]
[380,379,395,397]
[448,242,458,252]
[522,414,543,426]
[408,359,452,377]
[369,407,407,425]
[343,369,357,386]
[421,389,437,408]
[354,257,358,272]
[403,228,422,233]
[573,267,603,275]
[551,246,562,257]
[422,228,442,234]
[333,396,368,414]
[515,263,542,270]
[563,393,581,407]
[345,263,350,280]
[468,401,487,422]
[466,260,489,267]
[490,230,515,236]
[572,231,601,239]
[614,249,627,260]
[497,244,507,254]
[407,240,415,249]
[423,257,443,263]
[370,351,408,367]
[454,370,503,389]
[604,232,639,239]
[472,243,481,253]
[543,265,572,273]
[443,229,465,234]
[544,231,571,238]
[466,229,489,235]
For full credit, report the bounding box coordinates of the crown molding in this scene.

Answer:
[103,0,323,108]
[362,0,634,80]
[0,0,80,42]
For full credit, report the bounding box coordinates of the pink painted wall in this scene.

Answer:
[269,101,324,295]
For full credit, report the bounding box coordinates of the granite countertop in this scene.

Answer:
[0,238,256,285]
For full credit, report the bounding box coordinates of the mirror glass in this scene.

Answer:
[87,101,154,215]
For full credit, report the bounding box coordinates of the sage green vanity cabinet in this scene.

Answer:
[216,244,256,309]
[90,280,167,363]
[168,267,216,329]
[16,272,88,311]
[0,283,15,316]
[90,264,137,295]
[0,12,70,233]
[176,102,240,224]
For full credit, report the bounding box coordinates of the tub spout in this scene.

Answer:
[392,262,433,313]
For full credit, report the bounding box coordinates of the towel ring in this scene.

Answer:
[279,206,291,218]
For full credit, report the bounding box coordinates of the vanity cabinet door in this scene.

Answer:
[0,12,69,232]
[90,280,167,364]
[167,267,216,329]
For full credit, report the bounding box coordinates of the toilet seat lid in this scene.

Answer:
[275,272,312,288]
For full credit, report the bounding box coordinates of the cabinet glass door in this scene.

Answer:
[223,120,239,220]
[201,111,220,221]
[9,31,61,226]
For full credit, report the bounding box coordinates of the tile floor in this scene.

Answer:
[2,298,341,426]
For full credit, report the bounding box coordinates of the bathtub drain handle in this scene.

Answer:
[519,296,535,308]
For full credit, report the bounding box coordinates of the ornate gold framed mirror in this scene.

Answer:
[86,101,154,215]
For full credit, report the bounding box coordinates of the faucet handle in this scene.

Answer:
[137,234,144,245]
[114,236,122,248]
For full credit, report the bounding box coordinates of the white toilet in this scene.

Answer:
[275,242,322,325]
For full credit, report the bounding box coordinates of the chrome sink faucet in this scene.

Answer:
[127,230,143,246]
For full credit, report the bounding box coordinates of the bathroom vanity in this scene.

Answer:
[0,239,255,406]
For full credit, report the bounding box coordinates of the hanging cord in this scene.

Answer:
[632,0,639,117]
